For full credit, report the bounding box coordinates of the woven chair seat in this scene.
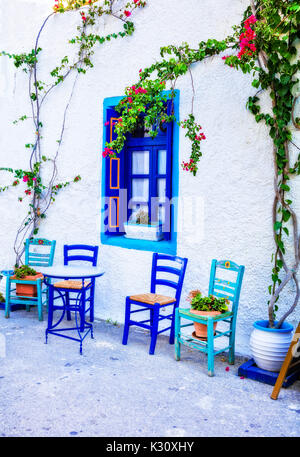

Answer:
[54,280,91,290]
[130,293,176,306]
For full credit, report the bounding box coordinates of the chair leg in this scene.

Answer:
[37,282,43,322]
[174,308,181,361]
[122,297,131,346]
[207,318,215,377]
[169,304,177,345]
[228,318,236,365]
[149,305,159,355]
[66,292,71,321]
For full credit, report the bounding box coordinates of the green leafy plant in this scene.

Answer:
[190,293,229,313]
[14,265,38,279]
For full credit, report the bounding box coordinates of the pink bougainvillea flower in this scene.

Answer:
[104,121,109,126]
[32,177,37,181]
[23,175,29,182]
[240,376,245,379]
[225,366,230,372]
[124,10,131,17]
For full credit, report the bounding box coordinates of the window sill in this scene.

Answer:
[100,233,177,255]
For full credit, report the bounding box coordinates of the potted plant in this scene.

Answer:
[124,209,163,242]
[188,290,229,339]
[0,291,5,310]
[12,265,43,297]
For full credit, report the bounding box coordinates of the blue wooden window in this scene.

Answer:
[101,91,179,255]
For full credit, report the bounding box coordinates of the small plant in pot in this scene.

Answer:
[188,290,229,339]
[12,265,43,297]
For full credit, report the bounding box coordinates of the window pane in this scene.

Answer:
[158,150,167,175]
[132,178,149,201]
[132,150,149,175]
[157,178,166,202]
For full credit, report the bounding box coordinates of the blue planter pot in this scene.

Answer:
[250,319,294,372]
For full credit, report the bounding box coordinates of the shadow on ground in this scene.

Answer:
[0,309,299,437]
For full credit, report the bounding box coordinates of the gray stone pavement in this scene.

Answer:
[0,309,299,437]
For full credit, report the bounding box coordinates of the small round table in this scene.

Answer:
[41,265,104,354]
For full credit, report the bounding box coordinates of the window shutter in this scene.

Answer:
[104,108,126,236]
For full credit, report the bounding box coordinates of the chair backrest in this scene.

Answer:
[64,244,99,266]
[208,259,245,315]
[25,238,56,267]
[150,253,188,303]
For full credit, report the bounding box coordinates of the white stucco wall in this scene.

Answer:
[0,0,299,355]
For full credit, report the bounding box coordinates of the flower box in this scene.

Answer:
[124,222,164,242]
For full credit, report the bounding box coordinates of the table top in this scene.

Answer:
[39,265,105,279]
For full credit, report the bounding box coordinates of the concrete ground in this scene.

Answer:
[0,308,299,437]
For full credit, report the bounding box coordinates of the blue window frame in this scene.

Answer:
[101,90,179,255]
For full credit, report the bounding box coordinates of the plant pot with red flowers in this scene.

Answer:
[12,265,43,297]
[188,291,229,339]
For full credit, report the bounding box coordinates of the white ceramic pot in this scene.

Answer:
[250,320,294,372]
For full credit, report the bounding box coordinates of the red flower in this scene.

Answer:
[124,10,131,17]
[38,239,44,245]
[225,366,230,372]
[104,121,109,126]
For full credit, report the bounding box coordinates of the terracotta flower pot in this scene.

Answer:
[12,273,43,297]
[190,309,221,338]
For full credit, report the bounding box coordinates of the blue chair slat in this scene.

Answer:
[64,245,98,266]
[62,244,99,322]
[5,276,43,321]
[175,258,245,376]
[122,252,188,355]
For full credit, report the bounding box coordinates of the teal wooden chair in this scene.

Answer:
[25,238,56,267]
[175,259,245,376]
[4,270,44,321]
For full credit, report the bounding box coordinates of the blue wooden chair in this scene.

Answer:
[175,259,245,376]
[122,253,188,355]
[25,238,56,267]
[61,244,99,322]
